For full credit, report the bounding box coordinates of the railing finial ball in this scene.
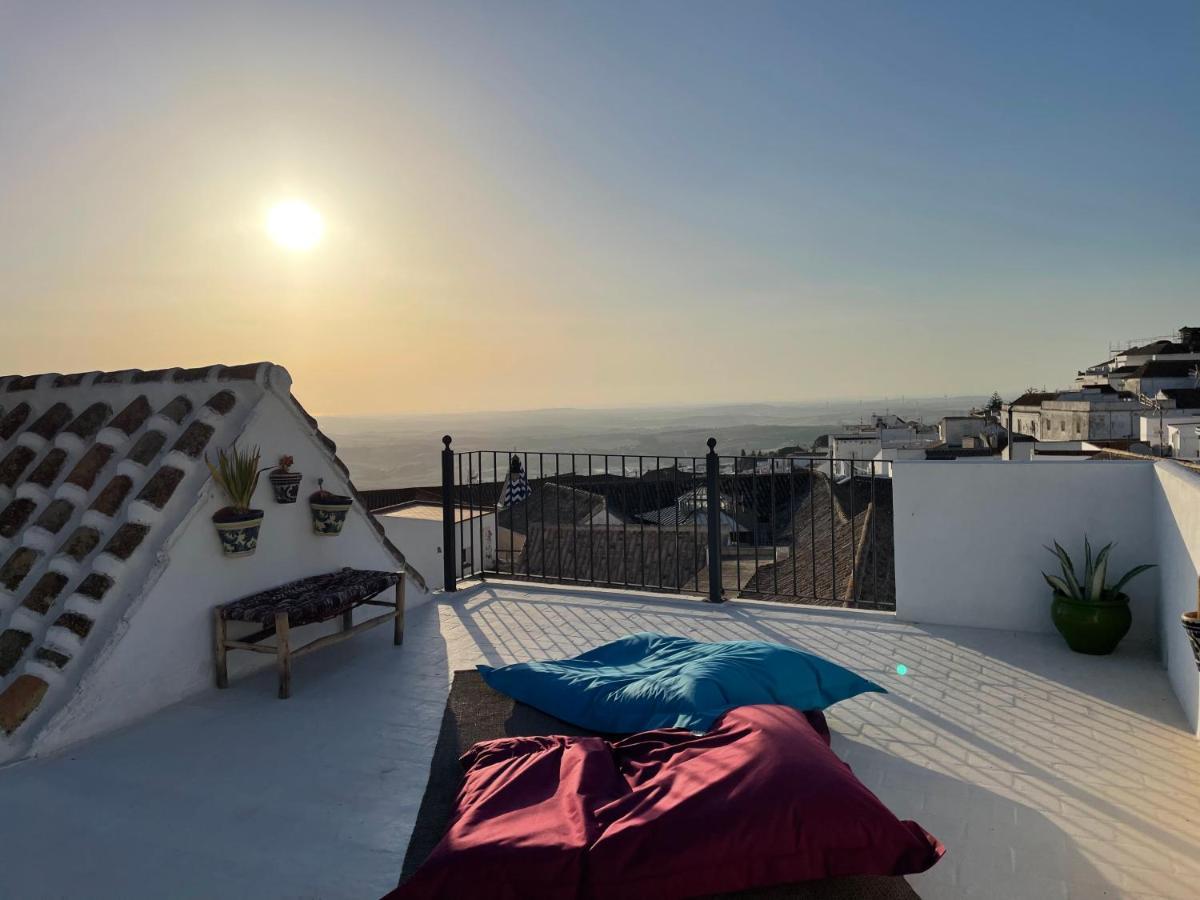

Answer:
[442,435,452,448]
[707,437,717,451]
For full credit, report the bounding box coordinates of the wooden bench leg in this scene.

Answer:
[394,578,405,646]
[214,608,229,689]
[275,612,292,699]
[342,608,353,631]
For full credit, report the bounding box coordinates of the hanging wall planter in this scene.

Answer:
[268,455,303,504]
[212,508,265,557]
[309,480,353,536]
[207,444,269,558]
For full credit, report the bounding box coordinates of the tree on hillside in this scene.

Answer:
[987,391,1003,412]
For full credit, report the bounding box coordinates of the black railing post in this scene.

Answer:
[705,437,724,603]
[441,435,457,592]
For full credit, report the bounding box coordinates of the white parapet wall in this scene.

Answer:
[893,458,1200,735]
[1153,462,1200,734]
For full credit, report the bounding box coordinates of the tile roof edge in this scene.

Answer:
[271,385,428,592]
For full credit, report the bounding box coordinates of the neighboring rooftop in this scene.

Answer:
[495,482,611,533]
[379,500,486,522]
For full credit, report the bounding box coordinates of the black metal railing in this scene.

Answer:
[440,436,895,611]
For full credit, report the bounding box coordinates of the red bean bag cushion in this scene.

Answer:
[389,706,943,899]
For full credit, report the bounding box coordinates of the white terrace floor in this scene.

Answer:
[1,581,1198,900]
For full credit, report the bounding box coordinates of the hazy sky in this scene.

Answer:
[2,2,1197,414]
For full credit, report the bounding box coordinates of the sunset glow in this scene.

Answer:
[265,200,324,251]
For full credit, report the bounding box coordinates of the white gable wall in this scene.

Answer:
[1153,462,1200,734]
[33,390,426,757]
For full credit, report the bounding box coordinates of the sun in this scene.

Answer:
[265,199,324,251]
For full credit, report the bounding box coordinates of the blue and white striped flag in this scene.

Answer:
[499,454,531,508]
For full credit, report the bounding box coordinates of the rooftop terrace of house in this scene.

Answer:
[1,428,1199,898]
[1,581,1198,899]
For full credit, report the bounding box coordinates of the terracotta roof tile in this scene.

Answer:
[0,446,37,488]
[158,395,193,425]
[219,362,268,381]
[132,368,177,383]
[102,523,149,560]
[32,498,74,535]
[20,571,69,615]
[204,389,237,416]
[171,421,214,458]
[108,396,152,435]
[0,629,32,676]
[52,373,91,388]
[34,647,70,669]
[0,498,37,538]
[88,477,132,517]
[59,526,102,561]
[64,444,114,490]
[0,674,48,734]
[27,402,73,440]
[6,375,43,392]
[27,448,68,488]
[75,573,113,602]
[0,546,39,591]
[53,612,93,640]
[63,402,112,440]
[95,370,137,384]
[174,366,218,382]
[125,431,166,466]
[0,402,31,439]
[136,466,184,509]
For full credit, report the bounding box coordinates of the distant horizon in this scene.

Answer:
[315,391,1000,421]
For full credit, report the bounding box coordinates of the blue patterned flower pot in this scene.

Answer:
[1182,612,1200,671]
[268,470,303,504]
[309,493,353,536]
[212,509,264,557]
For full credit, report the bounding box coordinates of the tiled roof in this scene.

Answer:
[518,524,706,590]
[1130,359,1200,378]
[0,363,416,749]
[496,483,608,533]
[740,476,894,608]
[1161,388,1200,409]
[1009,392,1058,408]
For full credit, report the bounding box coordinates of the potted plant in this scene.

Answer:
[1043,538,1154,655]
[1181,577,1200,670]
[309,478,353,536]
[207,444,269,557]
[268,455,303,504]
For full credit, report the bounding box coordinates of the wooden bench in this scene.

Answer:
[214,568,404,699]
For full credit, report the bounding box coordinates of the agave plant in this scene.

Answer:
[1043,537,1154,604]
[206,444,268,513]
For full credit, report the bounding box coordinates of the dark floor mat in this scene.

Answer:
[400,670,920,900]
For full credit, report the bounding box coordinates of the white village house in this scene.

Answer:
[0,362,426,762]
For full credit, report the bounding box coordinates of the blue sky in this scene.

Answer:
[1,2,1196,413]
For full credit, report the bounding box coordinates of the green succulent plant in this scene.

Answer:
[1043,537,1154,604]
[206,444,269,512]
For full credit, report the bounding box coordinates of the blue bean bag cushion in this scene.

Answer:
[477,632,885,733]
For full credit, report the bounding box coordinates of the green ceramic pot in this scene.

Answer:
[1050,592,1131,655]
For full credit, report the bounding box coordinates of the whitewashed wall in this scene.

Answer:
[893,461,1159,643]
[894,458,1200,735]
[1153,462,1200,734]
[34,391,427,755]
[376,510,495,593]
